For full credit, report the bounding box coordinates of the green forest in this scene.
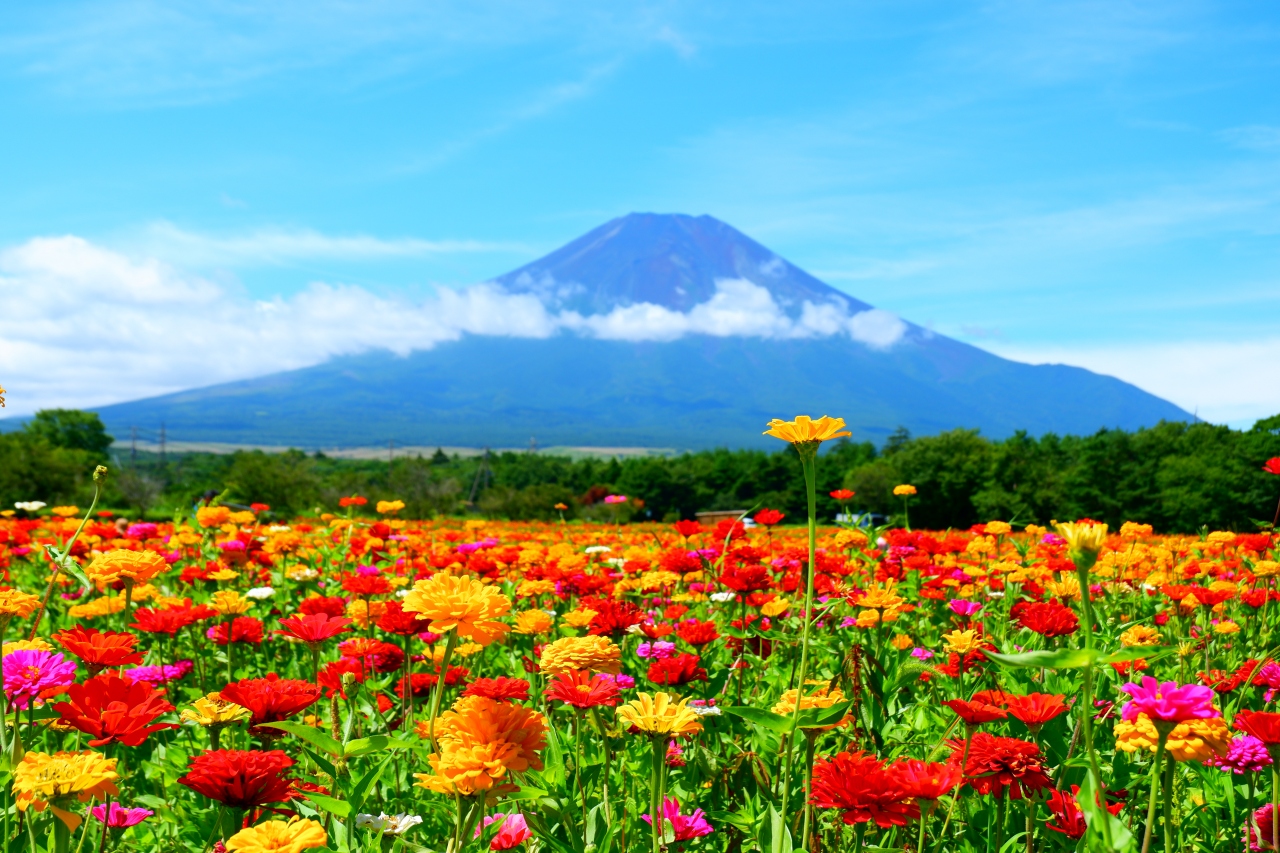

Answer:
[3,409,1280,532]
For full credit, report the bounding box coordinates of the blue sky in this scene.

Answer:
[1,1,1278,426]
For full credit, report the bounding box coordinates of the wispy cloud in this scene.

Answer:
[1220,125,1280,151]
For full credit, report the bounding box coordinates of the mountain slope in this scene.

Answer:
[86,213,1189,449]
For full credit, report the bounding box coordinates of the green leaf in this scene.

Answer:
[794,701,851,730]
[985,648,1097,669]
[502,786,549,800]
[1076,774,1137,853]
[1098,646,1175,665]
[343,735,413,757]
[342,758,389,811]
[542,720,566,786]
[303,792,350,819]
[259,721,342,757]
[723,706,794,733]
[760,804,793,853]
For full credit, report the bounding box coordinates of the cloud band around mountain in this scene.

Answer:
[0,235,907,415]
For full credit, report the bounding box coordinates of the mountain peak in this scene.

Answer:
[493,212,870,316]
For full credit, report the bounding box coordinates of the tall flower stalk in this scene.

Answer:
[763,415,850,834]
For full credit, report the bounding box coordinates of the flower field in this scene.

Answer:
[1,419,1279,853]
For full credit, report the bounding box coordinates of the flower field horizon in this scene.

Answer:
[1,421,1280,853]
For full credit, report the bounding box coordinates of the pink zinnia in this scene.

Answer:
[1120,677,1217,723]
[1209,735,1273,775]
[91,802,154,827]
[3,649,77,710]
[637,641,676,660]
[949,600,983,617]
[642,797,714,841]
[124,660,193,687]
[474,813,532,850]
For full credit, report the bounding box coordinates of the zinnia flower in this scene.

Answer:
[53,626,144,674]
[85,549,167,586]
[220,674,321,734]
[647,653,707,687]
[225,817,327,853]
[545,670,621,708]
[763,415,851,445]
[1120,677,1217,724]
[943,698,1007,726]
[0,588,40,624]
[474,813,532,849]
[641,797,715,841]
[91,802,153,827]
[402,573,511,646]
[810,751,919,827]
[539,636,622,675]
[414,696,547,796]
[1235,710,1280,746]
[13,751,120,830]
[3,649,77,710]
[949,733,1051,798]
[1005,693,1070,731]
[52,673,176,747]
[1016,601,1079,637]
[207,617,265,645]
[275,613,352,647]
[463,677,531,702]
[1115,713,1231,761]
[887,759,962,802]
[616,692,703,737]
[177,749,298,808]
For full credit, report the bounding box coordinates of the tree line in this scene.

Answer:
[3,409,1279,532]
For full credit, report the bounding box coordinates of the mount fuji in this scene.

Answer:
[90,213,1188,449]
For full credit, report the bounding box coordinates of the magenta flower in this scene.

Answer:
[948,599,983,617]
[2,649,76,710]
[124,659,193,687]
[637,641,676,660]
[1209,735,1273,775]
[642,797,714,841]
[91,803,154,827]
[911,648,935,661]
[474,813,532,850]
[1119,677,1217,723]
[603,495,628,504]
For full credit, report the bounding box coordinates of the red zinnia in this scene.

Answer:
[1262,458,1280,476]
[338,495,368,507]
[754,509,785,526]
[647,653,708,687]
[1016,601,1079,638]
[810,751,919,828]
[1235,710,1280,745]
[545,670,621,708]
[1046,786,1122,839]
[52,673,175,747]
[339,637,404,673]
[887,759,961,802]
[340,571,392,597]
[1005,693,1069,731]
[130,602,215,637]
[207,617,264,646]
[395,667,470,698]
[178,749,298,808]
[317,658,367,698]
[276,613,353,647]
[298,596,348,618]
[672,520,703,539]
[943,699,1007,726]
[53,626,144,674]
[462,677,531,702]
[586,600,645,638]
[830,489,855,501]
[376,600,426,636]
[219,674,321,733]
[717,564,771,593]
[949,733,1051,798]
[676,619,720,647]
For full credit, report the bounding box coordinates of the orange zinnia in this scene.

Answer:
[52,674,175,747]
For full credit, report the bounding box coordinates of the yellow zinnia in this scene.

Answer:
[771,683,849,729]
[513,609,554,635]
[226,817,328,853]
[414,696,547,796]
[893,484,917,496]
[616,692,703,736]
[763,415,851,445]
[0,589,40,622]
[209,589,250,616]
[85,549,167,587]
[1114,713,1230,762]
[402,573,512,646]
[942,628,982,656]
[539,636,622,675]
[1055,521,1109,558]
[13,751,119,830]
[1119,625,1161,647]
[180,693,252,728]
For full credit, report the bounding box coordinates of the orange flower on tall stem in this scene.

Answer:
[52,674,175,747]
[53,626,145,675]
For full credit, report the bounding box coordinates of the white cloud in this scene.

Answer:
[985,339,1280,427]
[0,238,909,416]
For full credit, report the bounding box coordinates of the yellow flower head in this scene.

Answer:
[1114,713,1230,762]
[834,529,869,550]
[3,638,54,655]
[1214,620,1240,635]
[402,573,512,646]
[762,415,851,445]
[85,549,167,587]
[1055,521,1109,558]
[617,692,703,737]
[346,598,387,628]
[513,609,554,636]
[517,578,557,598]
[1254,561,1280,578]
[0,589,41,620]
[13,751,119,831]
[856,585,904,611]
[209,589,250,616]
[226,817,328,853]
[1118,625,1161,647]
[771,683,849,729]
[561,608,598,629]
[67,596,126,620]
[181,693,252,728]
[855,609,880,628]
[1119,522,1154,540]
[208,568,240,582]
[942,629,982,656]
[890,633,914,651]
[414,695,547,797]
[761,598,791,618]
[196,506,232,528]
[893,484,917,496]
[539,636,622,675]
[376,500,406,515]
[50,506,80,518]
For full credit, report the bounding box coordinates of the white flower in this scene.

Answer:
[710,591,736,603]
[395,588,411,598]
[604,557,626,567]
[266,525,292,533]
[690,705,722,716]
[356,813,422,835]
[584,545,612,554]
[625,624,646,635]
[287,566,319,582]
[246,587,275,600]
[14,501,46,512]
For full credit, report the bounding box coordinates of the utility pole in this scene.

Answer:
[468,448,492,505]
[529,435,537,454]
[130,426,137,466]
[159,422,166,465]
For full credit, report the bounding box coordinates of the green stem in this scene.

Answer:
[801,730,817,852]
[782,442,820,822]
[426,631,458,751]
[1141,738,1166,853]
